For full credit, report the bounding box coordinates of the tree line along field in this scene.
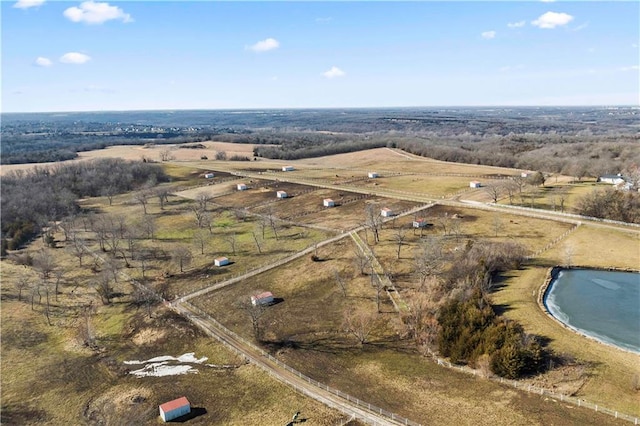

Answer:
[1,150,638,425]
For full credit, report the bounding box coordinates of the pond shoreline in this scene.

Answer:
[538,265,640,355]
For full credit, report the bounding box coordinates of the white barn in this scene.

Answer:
[470,181,481,188]
[251,291,274,306]
[159,397,191,422]
[323,198,335,207]
[381,207,394,217]
[368,172,379,178]
[237,183,248,191]
[598,173,626,185]
[282,165,295,172]
[214,257,229,267]
[276,190,288,199]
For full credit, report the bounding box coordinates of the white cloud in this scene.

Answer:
[34,57,52,67]
[531,12,574,29]
[63,1,132,24]
[13,0,45,9]
[507,21,526,29]
[323,66,345,79]
[620,65,639,72]
[60,52,91,64]
[481,31,496,39]
[247,38,280,52]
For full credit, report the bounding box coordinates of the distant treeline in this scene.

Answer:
[253,139,387,160]
[1,159,167,252]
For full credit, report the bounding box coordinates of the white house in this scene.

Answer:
[598,173,626,185]
[276,190,288,199]
[214,257,229,267]
[282,165,295,172]
[470,181,481,188]
[413,218,428,228]
[204,172,214,179]
[368,172,379,178]
[381,207,394,217]
[323,198,335,207]
[251,291,274,306]
[159,397,191,422]
[237,183,248,191]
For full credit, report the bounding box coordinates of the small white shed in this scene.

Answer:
[470,181,481,188]
[237,183,248,191]
[381,207,393,217]
[214,257,229,267]
[204,172,214,179]
[413,218,428,228]
[276,190,288,199]
[521,172,531,178]
[323,198,335,207]
[282,165,295,172]
[368,172,379,178]
[251,291,274,306]
[159,397,191,422]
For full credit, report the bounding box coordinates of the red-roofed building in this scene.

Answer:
[251,291,274,306]
[159,396,191,422]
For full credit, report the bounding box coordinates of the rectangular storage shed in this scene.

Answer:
[159,397,191,422]
[276,190,288,198]
[204,173,214,179]
[251,291,274,306]
[413,218,428,228]
[282,165,295,172]
[381,208,393,217]
[323,198,335,207]
[368,172,379,178]
[214,257,229,267]
[469,181,481,188]
[237,183,248,191]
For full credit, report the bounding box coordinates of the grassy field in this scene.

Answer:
[2,148,638,425]
[190,238,630,425]
[492,225,640,415]
[0,248,348,425]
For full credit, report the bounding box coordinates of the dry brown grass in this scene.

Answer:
[492,225,640,415]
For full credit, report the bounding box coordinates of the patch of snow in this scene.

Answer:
[124,352,208,377]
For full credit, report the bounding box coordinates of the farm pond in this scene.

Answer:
[544,269,640,353]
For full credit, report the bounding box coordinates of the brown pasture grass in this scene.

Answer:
[191,239,629,425]
[1,251,348,425]
[491,225,640,416]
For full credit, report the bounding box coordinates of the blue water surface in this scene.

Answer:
[544,269,640,353]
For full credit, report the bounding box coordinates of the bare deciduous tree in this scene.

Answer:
[134,190,151,215]
[364,203,383,244]
[192,229,209,255]
[159,148,175,162]
[224,232,237,255]
[171,246,193,273]
[15,271,33,301]
[352,247,371,276]
[484,183,503,204]
[393,227,407,259]
[238,297,268,340]
[334,269,347,297]
[414,236,445,288]
[343,306,378,345]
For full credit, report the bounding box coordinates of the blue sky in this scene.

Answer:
[2,1,639,112]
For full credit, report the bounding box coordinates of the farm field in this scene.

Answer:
[0,259,349,426]
[190,239,629,425]
[2,147,639,425]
